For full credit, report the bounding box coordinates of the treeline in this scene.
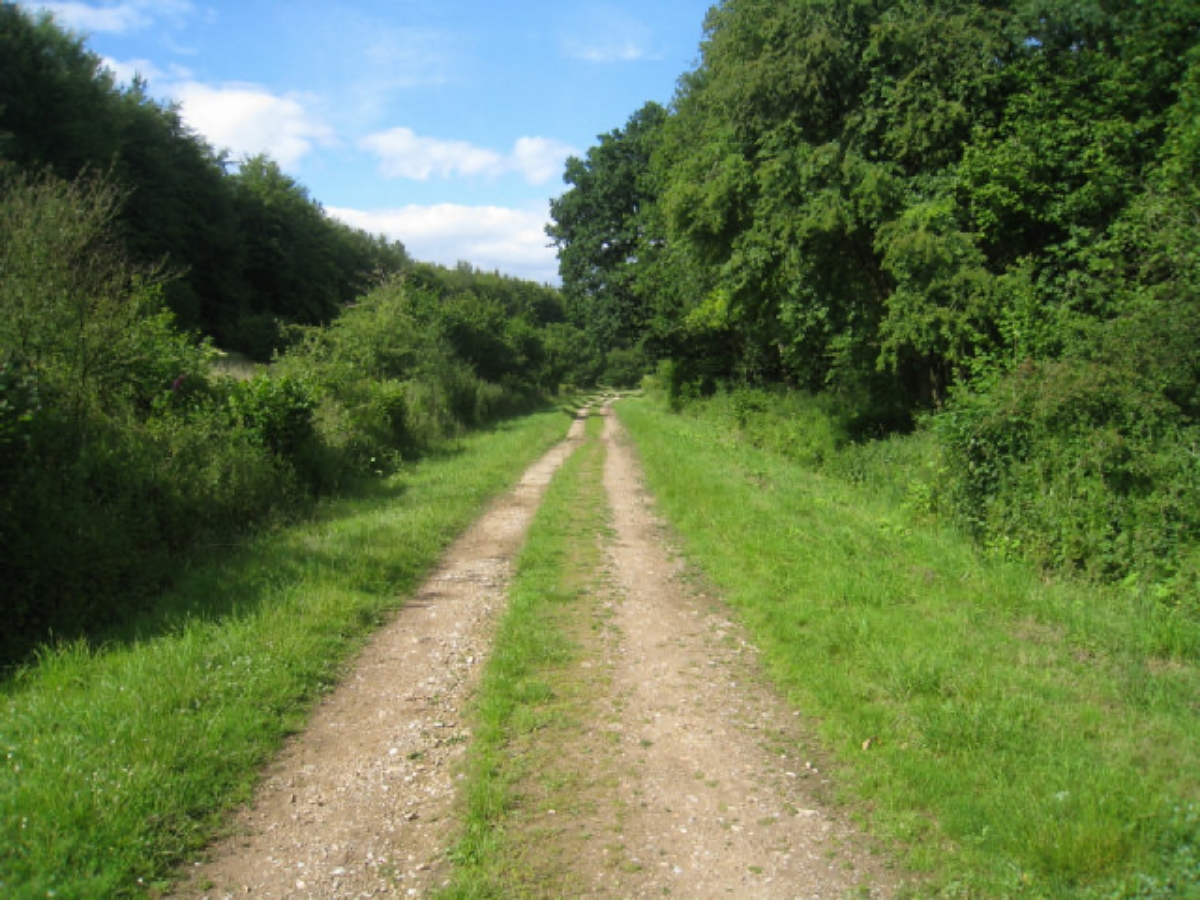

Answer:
[550,0,1200,596]
[0,5,590,663]
[0,3,409,359]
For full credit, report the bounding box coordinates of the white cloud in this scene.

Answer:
[360,128,506,181]
[327,204,559,285]
[170,82,334,169]
[511,137,578,185]
[34,0,193,34]
[361,129,577,186]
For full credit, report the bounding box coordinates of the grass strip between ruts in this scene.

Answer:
[439,411,609,899]
[0,410,570,900]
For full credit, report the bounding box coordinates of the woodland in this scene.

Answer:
[0,4,597,662]
[3,0,1200,659]
[550,0,1200,609]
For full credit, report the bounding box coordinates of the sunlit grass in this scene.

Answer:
[617,398,1200,899]
[0,410,569,900]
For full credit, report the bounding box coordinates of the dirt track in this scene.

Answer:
[173,404,897,898]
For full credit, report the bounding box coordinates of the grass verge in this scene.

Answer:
[0,410,569,900]
[438,412,613,899]
[616,397,1200,900]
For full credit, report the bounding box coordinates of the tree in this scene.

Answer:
[548,102,668,354]
[0,5,410,359]
[228,155,408,358]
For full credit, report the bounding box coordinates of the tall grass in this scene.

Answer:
[0,410,569,900]
[617,398,1200,899]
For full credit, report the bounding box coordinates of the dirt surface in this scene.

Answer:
[172,415,588,900]
[573,405,898,898]
[173,403,899,899]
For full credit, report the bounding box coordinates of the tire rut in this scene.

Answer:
[171,414,588,900]
[566,404,898,898]
[173,404,899,899]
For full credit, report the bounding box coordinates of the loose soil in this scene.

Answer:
[173,404,900,899]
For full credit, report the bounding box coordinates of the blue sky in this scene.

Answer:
[19,0,714,283]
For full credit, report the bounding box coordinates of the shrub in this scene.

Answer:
[0,172,301,661]
[936,359,1200,588]
[601,345,651,389]
[0,350,39,474]
[226,374,315,458]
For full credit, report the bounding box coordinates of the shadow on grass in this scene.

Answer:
[1,405,565,683]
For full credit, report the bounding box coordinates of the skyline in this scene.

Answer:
[20,0,715,283]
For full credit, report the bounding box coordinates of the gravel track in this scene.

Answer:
[172,404,898,898]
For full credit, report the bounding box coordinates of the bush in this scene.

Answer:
[0,172,567,660]
[0,350,39,474]
[600,345,651,389]
[226,374,315,458]
[0,172,301,661]
[689,386,851,468]
[936,359,1200,588]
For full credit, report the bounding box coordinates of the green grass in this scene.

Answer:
[0,410,570,900]
[616,398,1200,900]
[439,412,609,899]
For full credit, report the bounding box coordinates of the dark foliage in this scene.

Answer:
[0,3,409,358]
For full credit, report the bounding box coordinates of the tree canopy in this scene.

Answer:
[549,0,1200,583]
[552,0,1200,403]
[0,2,408,358]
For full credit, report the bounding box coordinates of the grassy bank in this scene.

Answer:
[617,398,1200,899]
[0,410,569,900]
[440,412,611,898]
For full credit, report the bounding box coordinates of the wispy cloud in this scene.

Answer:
[33,0,194,34]
[276,15,470,131]
[170,82,335,169]
[327,204,559,284]
[102,55,192,85]
[561,37,654,63]
[361,128,576,186]
[560,6,659,63]
[361,26,464,92]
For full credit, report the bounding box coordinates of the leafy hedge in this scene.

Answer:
[937,360,1200,605]
[0,171,573,664]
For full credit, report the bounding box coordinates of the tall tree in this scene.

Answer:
[0,4,409,358]
[548,102,668,354]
